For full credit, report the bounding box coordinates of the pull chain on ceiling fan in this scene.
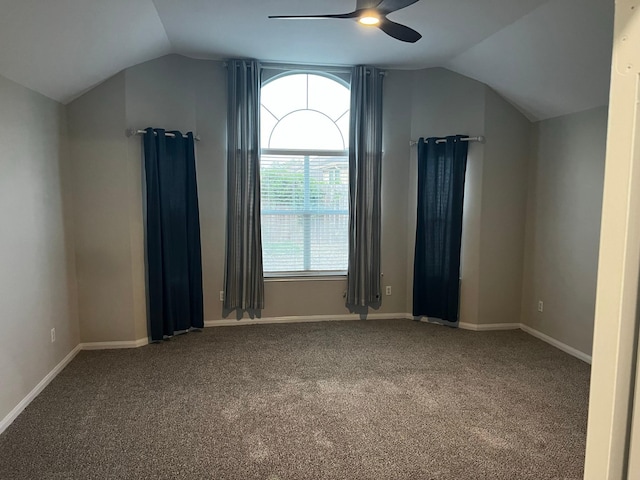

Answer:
[268,0,422,43]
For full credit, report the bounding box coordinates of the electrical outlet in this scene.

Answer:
[537,301,544,312]
[219,291,224,302]
[50,328,56,343]
[385,286,392,296]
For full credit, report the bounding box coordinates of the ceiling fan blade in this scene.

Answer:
[356,0,382,9]
[378,18,422,43]
[375,0,420,14]
[269,12,359,20]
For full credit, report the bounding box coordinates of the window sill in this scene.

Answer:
[264,272,347,282]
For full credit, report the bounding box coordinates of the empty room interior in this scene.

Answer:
[2,0,637,478]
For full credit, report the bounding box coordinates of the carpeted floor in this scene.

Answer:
[0,320,590,479]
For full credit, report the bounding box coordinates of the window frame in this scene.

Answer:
[260,70,350,278]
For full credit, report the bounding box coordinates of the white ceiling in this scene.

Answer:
[0,0,613,120]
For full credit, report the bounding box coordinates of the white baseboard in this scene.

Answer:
[417,318,590,363]
[206,314,522,335]
[79,337,149,350]
[0,337,150,434]
[459,322,522,331]
[205,313,412,327]
[0,344,81,436]
[71,322,591,368]
[520,324,592,364]
[0,317,591,438]
[416,317,520,331]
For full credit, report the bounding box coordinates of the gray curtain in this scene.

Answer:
[346,66,384,309]
[224,59,264,311]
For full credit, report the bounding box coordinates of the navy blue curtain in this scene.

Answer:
[144,128,204,342]
[413,136,468,321]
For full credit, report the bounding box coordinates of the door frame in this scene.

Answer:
[584,1,640,478]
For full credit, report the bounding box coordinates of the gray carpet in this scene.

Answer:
[0,320,590,479]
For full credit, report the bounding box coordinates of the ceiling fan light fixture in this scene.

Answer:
[269,0,423,43]
[358,11,380,26]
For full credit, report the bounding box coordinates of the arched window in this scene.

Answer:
[260,72,350,274]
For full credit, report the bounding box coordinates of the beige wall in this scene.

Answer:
[125,56,228,331]
[521,106,608,356]
[0,46,611,455]
[406,68,487,325]
[0,74,79,422]
[66,56,536,341]
[67,55,418,342]
[67,73,139,343]
[478,89,531,324]
[124,56,217,339]
[405,68,532,326]
[380,70,413,314]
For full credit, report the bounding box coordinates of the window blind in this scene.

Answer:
[260,154,349,273]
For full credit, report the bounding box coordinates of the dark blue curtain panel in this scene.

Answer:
[413,136,468,321]
[144,128,204,341]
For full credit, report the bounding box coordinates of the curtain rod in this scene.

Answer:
[409,136,485,146]
[223,61,386,75]
[262,63,386,76]
[126,128,201,141]
[261,63,354,75]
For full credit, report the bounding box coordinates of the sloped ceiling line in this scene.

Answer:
[0,0,613,121]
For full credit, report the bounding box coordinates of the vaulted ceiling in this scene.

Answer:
[0,0,613,121]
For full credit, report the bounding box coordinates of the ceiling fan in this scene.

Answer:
[268,0,422,43]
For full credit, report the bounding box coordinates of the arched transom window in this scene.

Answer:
[260,72,350,274]
[261,73,350,151]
